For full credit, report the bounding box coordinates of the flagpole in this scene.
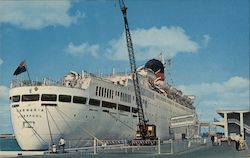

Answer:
[23,60,32,86]
[26,66,32,86]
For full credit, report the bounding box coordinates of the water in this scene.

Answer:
[0,138,21,151]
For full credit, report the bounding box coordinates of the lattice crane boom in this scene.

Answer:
[118,0,148,139]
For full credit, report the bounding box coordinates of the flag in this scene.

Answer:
[13,61,27,76]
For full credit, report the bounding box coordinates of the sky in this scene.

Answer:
[0,0,249,133]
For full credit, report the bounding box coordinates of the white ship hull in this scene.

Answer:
[10,70,196,150]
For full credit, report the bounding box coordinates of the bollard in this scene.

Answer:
[158,137,161,154]
[170,139,174,154]
[188,140,191,148]
[52,144,57,153]
[93,138,97,155]
[124,140,128,153]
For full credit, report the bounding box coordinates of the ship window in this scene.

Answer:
[41,103,57,106]
[98,87,101,96]
[59,95,71,102]
[22,94,39,102]
[23,121,35,128]
[89,98,100,106]
[118,104,130,112]
[96,86,98,96]
[128,95,131,103]
[12,95,20,102]
[101,87,104,97]
[73,96,87,104]
[102,101,116,109]
[41,94,57,101]
[132,107,138,113]
[104,88,107,98]
[120,92,123,101]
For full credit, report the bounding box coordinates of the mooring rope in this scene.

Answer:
[14,107,48,145]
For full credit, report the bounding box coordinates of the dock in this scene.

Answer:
[1,140,249,158]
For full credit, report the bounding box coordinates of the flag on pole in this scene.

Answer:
[13,61,27,76]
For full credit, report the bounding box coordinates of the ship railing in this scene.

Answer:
[82,70,117,83]
[47,137,209,155]
[10,78,64,88]
[103,71,132,77]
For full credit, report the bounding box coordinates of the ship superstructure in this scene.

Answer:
[9,60,198,150]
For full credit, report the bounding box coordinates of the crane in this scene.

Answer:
[118,0,156,140]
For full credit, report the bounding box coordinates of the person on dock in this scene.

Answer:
[235,134,240,151]
[218,138,221,146]
[227,136,231,145]
[59,137,66,153]
[239,134,245,150]
[211,135,215,146]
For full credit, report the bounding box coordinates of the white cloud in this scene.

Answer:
[105,26,200,60]
[177,76,249,121]
[0,0,84,29]
[0,85,11,133]
[64,42,100,57]
[202,34,211,47]
[0,58,3,65]
[0,85,9,100]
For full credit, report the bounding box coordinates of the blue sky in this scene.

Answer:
[0,0,249,133]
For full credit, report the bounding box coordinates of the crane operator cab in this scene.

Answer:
[135,124,157,140]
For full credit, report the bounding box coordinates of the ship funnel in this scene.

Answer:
[145,59,165,81]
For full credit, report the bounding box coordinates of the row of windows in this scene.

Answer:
[96,86,114,99]
[10,94,87,104]
[74,98,138,113]
[120,92,131,103]
[82,98,138,113]
[95,86,132,104]
[11,94,138,113]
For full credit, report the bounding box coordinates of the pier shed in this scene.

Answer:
[213,109,250,139]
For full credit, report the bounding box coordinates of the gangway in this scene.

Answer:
[228,119,250,134]
[170,114,197,128]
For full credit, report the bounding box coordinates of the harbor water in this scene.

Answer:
[0,138,21,151]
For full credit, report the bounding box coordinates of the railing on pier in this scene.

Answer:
[47,137,209,155]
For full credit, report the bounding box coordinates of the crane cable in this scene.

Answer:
[46,107,63,137]
[14,107,48,146]
[45,106,54,146]
[105,111,135,131]
[55,107,105,145]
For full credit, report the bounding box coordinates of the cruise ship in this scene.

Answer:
[9,59,198,150]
